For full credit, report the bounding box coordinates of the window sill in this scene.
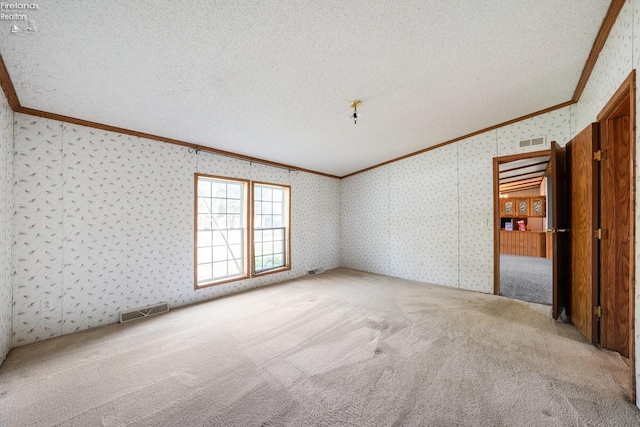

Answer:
[195,274,250,289]
[195,266,291,290]
[253,266,291,278]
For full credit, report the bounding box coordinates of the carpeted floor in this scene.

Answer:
[0,268,638,426]
[500,254,552,305]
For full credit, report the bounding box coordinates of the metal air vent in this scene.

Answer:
[519,139,531,148]
[519,136,546,148]
[120,302,169,323]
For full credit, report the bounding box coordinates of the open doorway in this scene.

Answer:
[493,151,552,306]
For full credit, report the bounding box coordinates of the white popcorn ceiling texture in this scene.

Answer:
[0,0,610,177]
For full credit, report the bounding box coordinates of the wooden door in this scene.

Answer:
[599,104,631,357]
[550,141,570,320]
[567,123,599,343]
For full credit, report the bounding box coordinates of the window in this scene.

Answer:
[195,174,249,287]
[194,176,291,287]
[253,182,290,275]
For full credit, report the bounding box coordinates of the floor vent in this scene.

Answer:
[120,302,169,323]
[306,268,325,276]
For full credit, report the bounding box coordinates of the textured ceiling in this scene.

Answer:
[0,1,610,176]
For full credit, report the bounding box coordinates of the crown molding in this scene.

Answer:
[0,1,625,179]
[572,0,626,102]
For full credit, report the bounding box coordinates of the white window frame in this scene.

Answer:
[194,174,249,288]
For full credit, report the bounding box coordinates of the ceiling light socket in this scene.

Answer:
[349,100,361,124]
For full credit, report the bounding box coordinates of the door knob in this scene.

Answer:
[547,228,570,233]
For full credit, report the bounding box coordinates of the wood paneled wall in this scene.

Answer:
[499,231,546,258]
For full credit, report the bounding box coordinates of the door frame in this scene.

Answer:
[493,149,551,297]
[596,70,636,403]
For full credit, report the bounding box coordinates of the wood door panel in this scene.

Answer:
[569,124,598,343]
[600,114,631,357]
[546,232,553,259]
[551,141,570,320]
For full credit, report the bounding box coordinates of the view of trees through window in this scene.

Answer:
[195,175,290,288]
[196,176,248,285]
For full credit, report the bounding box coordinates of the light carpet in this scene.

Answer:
[500,254,552,306]
[0,268,638,426]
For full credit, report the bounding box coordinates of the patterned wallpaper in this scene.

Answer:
[0,90,12,364]
[13,118,64,344]
[457,132,498,293]
[497,106,571,155]
[60,127,198,336]
[341,107,569,294]
[389,144,459,287]
[12,114,341,346]
[573,0,633,139]
[290,172,341,276]
[340,166,390,276]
